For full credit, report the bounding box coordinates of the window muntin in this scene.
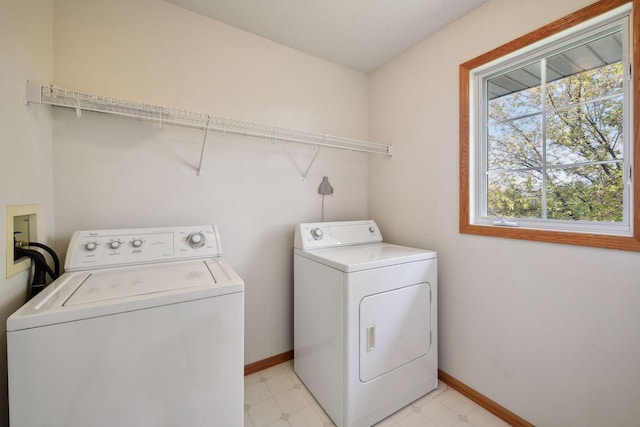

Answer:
[475,13,631,235]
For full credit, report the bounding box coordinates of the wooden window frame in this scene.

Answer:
[460,0,640,251]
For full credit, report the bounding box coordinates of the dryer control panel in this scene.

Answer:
[64,225,222,271]
[294,220,382,250]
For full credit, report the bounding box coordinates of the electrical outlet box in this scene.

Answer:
[6,205,40,279]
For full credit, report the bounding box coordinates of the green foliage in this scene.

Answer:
[487,62,624,222]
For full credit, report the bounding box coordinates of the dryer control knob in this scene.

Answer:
[131,239,143,248]
[187,232,205,248]
[109,240,121,250]
[311,228,323,240]
[85,242,98,251]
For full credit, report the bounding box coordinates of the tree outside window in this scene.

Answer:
[485,30,625,224]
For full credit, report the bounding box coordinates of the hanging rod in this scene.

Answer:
[24,82,393,159]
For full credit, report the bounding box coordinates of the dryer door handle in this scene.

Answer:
[366,325,375,352]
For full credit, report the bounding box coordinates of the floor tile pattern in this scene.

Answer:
[245,361,511,427]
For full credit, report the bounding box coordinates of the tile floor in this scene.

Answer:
[244,361,511,427]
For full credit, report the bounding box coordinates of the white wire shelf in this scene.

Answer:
[25,82,392,174]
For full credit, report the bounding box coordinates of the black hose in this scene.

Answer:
[14,246,57,300]
[29,256,49,300]
[24,241,60,278]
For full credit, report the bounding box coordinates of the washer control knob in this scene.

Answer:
[369,226,375,233]
[187,232,205,248]
[109,240,121,250]
[131,239,143,248]
[85,242,98,251]
[311,228,323,240]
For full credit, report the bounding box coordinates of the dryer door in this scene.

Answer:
[359,282,431,382]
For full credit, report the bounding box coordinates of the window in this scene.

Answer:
[460,0,640,251]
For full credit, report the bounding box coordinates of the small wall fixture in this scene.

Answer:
[318,176,334,195]
[318,176,333,221]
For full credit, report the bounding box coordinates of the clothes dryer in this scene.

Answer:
[7,225,244,427]
[294,220,437,427]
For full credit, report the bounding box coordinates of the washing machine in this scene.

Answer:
[7,225,244,427]
[294,220,437,427]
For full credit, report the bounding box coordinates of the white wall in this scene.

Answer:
[0,1,54,424]
[51,0,369,364]
[369,0,640,426]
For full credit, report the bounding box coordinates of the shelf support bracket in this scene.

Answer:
[301,145,321,181]
[197,116,212,176]
[24,81,42,106]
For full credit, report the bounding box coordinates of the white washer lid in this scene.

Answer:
[64,261,215,306]
[295,243,436,272]
[7,258,244,331]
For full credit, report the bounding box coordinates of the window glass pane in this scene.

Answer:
[487,61,542,119]
[546,95,623,165]
[546,164,624,221]
[546,32,623,108]
[487,171,543,219]
[488,116,542,170]
[546,62,623,108]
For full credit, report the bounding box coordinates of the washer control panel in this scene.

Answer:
[294,220,382,250]
[65,225,222,271]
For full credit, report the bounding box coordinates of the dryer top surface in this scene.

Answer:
[295,242,436,273]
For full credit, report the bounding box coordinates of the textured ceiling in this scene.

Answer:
[163,0,488,73]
